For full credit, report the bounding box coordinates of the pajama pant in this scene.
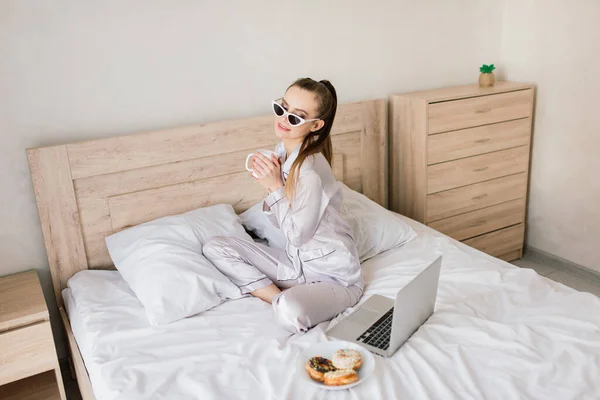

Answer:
[203,236,363,334]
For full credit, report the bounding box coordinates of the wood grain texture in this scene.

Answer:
[0,322,57,386]
[66,103,365,179]
[0,270,48,333]
[0,370,62,400]
[54,366,67,400]
[73,148,259,268]
[26,146,89,306]
[332,153,344,181]
[332,132,362,192]
[463,224,525,258]
[498,249,522,262]
[108,171,264,230]
[404,81,534,102]
[520,87,537,251]
[427,173,528,222]
[389,95,428,221]
[427,146,530,194]
[428,118,531,165]
[428,198,525,241]
[60,308,96,400]
[74,148,254,199]
[361,98,388,207]
[428,89,532,134]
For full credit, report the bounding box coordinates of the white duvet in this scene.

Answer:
[64,217,600,400]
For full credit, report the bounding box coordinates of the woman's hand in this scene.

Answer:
[251,153,284,192]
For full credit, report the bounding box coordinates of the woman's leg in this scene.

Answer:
[272,282,363,334]
[203,236,293,303]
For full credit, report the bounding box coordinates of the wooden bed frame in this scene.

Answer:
[27,99,387,399]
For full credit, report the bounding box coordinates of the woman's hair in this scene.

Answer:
[284,77,337,200]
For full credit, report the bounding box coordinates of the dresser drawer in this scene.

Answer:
[463,224,525,258]
[428,89,532,134]
[498,250,522,262]
[427,146,529,194]
[0,321,56,386]
[427,172,527,222]
[428,198,525,241]
[428,118,531,165]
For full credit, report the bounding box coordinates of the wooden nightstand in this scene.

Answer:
[0,270,66,400]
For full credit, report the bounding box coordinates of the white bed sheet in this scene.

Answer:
[63,217,600,400]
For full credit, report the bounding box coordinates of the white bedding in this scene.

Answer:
[63,217,600,400]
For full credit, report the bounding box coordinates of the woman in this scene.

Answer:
[203,78,363,334]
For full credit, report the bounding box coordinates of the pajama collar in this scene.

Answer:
[276,142,301,180]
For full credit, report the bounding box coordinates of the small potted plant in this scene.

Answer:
[479,64,496,87]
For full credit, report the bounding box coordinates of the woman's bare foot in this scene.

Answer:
[251,284,281,304]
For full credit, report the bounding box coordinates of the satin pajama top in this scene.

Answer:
[263,142,363,289]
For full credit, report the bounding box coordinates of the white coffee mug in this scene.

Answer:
[245,149,276,178]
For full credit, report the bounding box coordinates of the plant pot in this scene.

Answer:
[479,72,495,87]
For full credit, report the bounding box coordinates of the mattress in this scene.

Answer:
[63,217,600,400]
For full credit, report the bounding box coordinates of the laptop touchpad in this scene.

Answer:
[351,308,380,326]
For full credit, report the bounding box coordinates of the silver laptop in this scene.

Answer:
[327,256,442,357]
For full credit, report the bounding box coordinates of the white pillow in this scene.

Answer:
[105,204,249,326]
[342,185,417,261]
[240,184,416,262]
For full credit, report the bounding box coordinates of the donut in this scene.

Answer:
[305,356,337,382]
[324,369,359,386]
[332,349,362,370]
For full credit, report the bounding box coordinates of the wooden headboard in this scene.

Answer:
[27,99,387,305]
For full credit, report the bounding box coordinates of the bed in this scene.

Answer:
[28,99,600,399]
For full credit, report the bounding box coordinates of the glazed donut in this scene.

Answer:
[305,356,337,382]
[332,349,362,370]
[324,369,359,386]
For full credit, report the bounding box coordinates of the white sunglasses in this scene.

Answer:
[272,99,320,127]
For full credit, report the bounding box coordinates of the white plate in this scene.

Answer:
[296,340,376,390]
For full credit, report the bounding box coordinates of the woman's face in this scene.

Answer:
[274,85,324,142]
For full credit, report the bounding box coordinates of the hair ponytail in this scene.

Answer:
[317,80,336,166]
[284,78,338,201]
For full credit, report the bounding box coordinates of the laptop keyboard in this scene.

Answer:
[356,308,394,351]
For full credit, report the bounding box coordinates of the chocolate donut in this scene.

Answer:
[305,356,337,382]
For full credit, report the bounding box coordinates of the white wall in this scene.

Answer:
[0,0,502,357]
[500,0,600,272]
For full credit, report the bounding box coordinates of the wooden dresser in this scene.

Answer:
[389,81,535,261]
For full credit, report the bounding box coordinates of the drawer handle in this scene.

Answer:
[474,166,489,172]
[475,108,492,114]
[474,138,491,144]
[472,194,488,200]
